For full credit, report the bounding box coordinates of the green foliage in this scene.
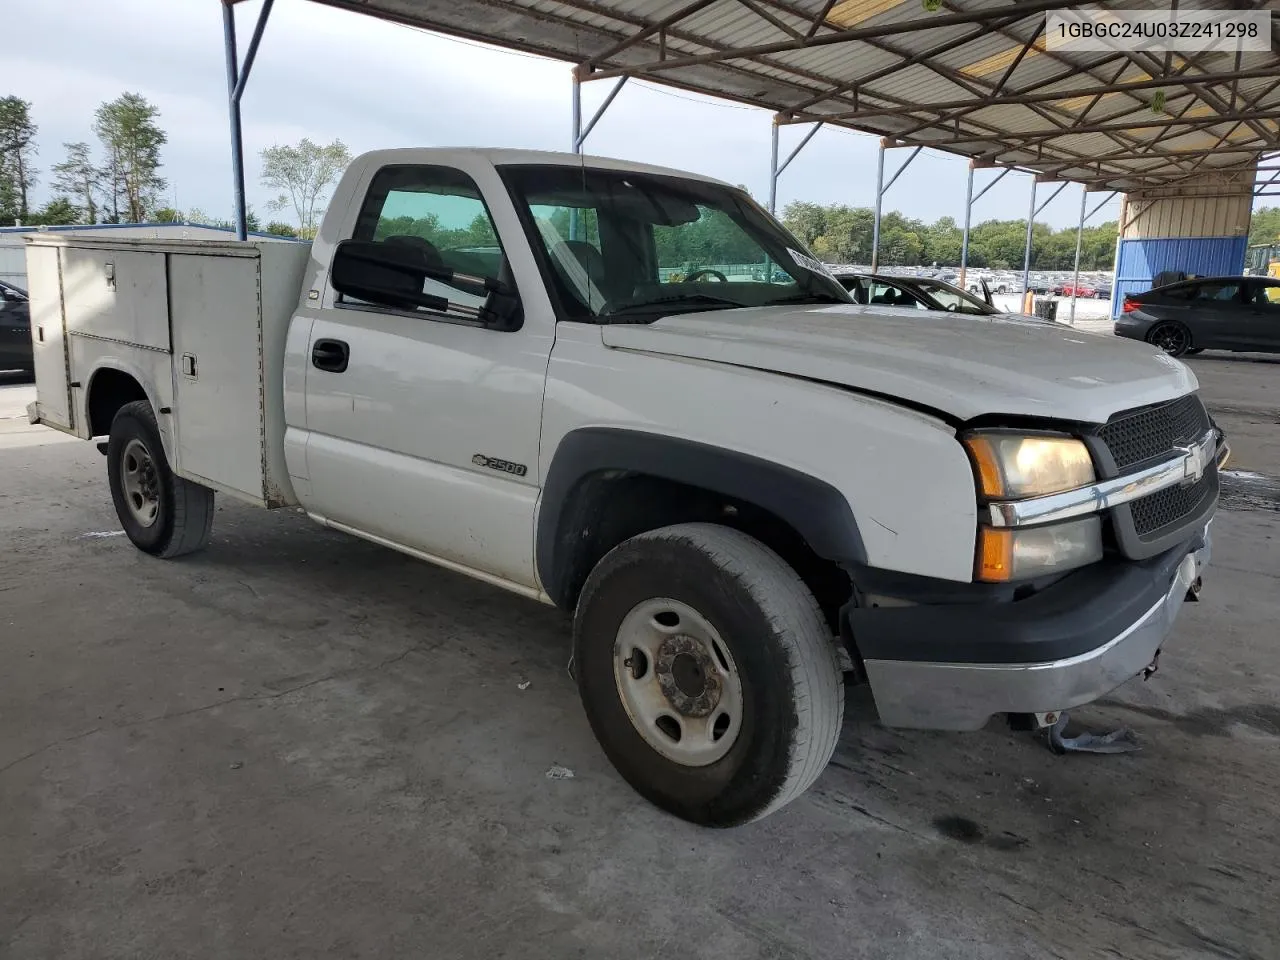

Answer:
[653,207,761,267]
[781,200,1119,270]
[373,210,498,250]
[1248,207,1280,246]
[260,138,352,235]
[0,95,39,221]
[51,142,102,224]
[93,93,167,222]
[152,207,182,223]
[264,221,299,238]
[26,196,81,226]
[182,205,261,232]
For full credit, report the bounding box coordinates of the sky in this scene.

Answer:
[6,0,1125,231]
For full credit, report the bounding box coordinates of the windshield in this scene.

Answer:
[911,278,997,315]
[499,164,851,322]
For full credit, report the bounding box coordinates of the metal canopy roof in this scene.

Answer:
[305,0,1280,191]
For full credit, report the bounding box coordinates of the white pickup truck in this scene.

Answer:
[25,148,1225,826]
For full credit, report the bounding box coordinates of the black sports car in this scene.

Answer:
[0,279,33,375]
[1114,276,1280,357]
[833,272,1002,315]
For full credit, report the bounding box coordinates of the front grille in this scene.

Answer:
[1131,474,1214,539]
[1099,394,1211,471]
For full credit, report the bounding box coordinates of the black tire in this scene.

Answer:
[1146,320,1193,357]
[573,523,844,827]
[107,400,214,558]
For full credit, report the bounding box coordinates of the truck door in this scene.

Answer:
[298,160,554,591]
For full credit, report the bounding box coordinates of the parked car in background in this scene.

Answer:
[1115,276,1280,356]
[835,272,1003,315]
[1060,282,1097,298]
[0,279,33,375]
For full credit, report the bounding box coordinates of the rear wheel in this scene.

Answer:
[573,523,844,827]
[1147,320,1192,357]
[107,400,214,558]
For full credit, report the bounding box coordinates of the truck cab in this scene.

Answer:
[25,148,1225,827]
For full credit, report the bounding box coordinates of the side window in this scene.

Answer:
[868,281,925,309]
[351,165,506,313]
[1190,281,1241,303]
[1248,281,1280,309]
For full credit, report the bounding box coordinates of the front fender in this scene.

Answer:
[537,428,866,608]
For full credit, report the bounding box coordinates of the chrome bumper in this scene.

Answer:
[864,533,1209,732]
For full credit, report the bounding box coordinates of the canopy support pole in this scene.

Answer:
[575,76,628,150]
[871,142,920,271]
[960,166,1011,289]
[222,0,274,241]
[768,120,823,215]
[1070,186,1087,325]
[1021,176,1038,307]
[959,163,975,287]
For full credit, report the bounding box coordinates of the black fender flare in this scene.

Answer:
[536,427,865,609]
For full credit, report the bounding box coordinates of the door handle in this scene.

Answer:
[312,338,350,373]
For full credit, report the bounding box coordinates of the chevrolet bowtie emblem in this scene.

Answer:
[1174,436,1212,487]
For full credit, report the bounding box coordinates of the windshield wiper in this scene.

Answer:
[602,293,748,316]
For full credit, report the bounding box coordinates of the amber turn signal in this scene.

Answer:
[976,527,1013,582]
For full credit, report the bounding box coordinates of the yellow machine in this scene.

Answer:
[1245,241,1280,278]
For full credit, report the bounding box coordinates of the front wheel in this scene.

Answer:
[1146,320,1193,357]
[573,523,844,827]
[107,400,215,558]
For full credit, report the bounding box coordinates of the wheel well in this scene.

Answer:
[550,471,852,631]
[87,369,148,437]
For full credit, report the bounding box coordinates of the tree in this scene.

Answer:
[260,138,351,237]
[781,200,1117,270]
[264,221,299,238]
[28,196,82,226]
[93,93,167,222]
[184,205,260,231]
[152,207,183,223]
[0,96,38,222]
[781,201,828,247]
[1248,206,1280,246]
[51,142,102,225]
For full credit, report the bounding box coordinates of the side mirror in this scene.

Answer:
[330,239,520,329]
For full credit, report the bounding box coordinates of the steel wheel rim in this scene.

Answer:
[120,438,160,528]
[613,598,744,767]
[1152,323,1188,355]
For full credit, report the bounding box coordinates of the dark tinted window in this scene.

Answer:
[866,281,926,309]
[1246,280,1280,309]
[1189,281,1241,302]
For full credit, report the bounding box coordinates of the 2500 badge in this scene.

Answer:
[472,454,528,477]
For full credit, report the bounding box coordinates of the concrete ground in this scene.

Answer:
[2,351,1278,960]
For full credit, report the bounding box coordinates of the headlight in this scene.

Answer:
[963,432,1095,498]
[976,517,1103,582]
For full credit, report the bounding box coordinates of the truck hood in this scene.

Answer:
[600,304,1196,423]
